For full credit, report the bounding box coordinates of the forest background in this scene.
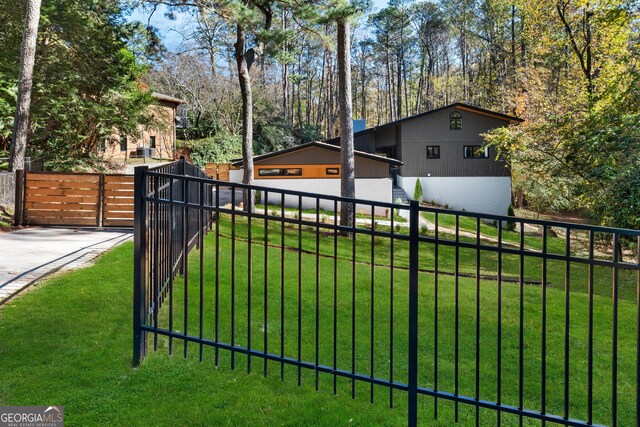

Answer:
[0,0,638,229]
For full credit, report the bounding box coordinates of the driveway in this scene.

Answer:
[0,227,132,304]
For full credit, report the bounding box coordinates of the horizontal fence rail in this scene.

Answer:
[133,171,640,426]
[19,171,135,227]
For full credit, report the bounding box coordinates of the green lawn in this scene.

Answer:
[422,210,588,255]
[0,214,637,426]
[0,242,404,426]
[255,202,408,223]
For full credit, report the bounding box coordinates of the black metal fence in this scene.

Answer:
[133,168,640,427]
[133,158,212,362]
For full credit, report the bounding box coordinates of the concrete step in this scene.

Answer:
[392,185,410,205]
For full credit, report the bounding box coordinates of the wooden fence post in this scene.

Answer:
[14,169,24,226]
[97,173,105,227]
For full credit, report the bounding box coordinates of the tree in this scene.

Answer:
[413,178,423,201]
[143,1,277,210]
[411,2,447,112]
[132,0,638,231]
[9,0,41,171]
[0,0,154,171]
[337,14,355,228]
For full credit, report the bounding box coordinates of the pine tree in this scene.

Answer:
[413,178,423,202]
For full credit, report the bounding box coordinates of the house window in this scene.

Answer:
[464,145,489,158]
[450,111,462,130]
[426,145,440,159]
[326,167,340,176]
[119,135,127,152]
[258,168,303,177]
[98,138,105,152]
[149,135,156,149]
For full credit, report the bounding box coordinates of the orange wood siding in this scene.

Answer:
[254,164,341,179]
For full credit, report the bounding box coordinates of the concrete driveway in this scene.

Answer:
[0,227,132,304]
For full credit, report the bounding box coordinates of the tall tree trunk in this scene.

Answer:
[460,30,468,101]
[296,53,302,126]
[281,11,288,122]
[426,48,434,109]
[376,77,382,125]
[511,4,517,70]
[360,47,366,120]
[316,48,326,127]
[235,23,254,211]
[396,53,402,118]
[306,77,312,126]
[327,51,335,138]
[282,61,288,120]
[10,0,42,172]
[337,17,354,229]
[385,49,393,121]
[401,47,409,117]
[415,48,426,114]
[557,1,593,98]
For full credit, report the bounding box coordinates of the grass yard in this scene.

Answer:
[0,242,402,426]
[0,213,637,426]
[255,202,408,223]
[158,214,637,425]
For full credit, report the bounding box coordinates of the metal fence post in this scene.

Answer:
[14,169,24,226]
[133,165,149,366]
[408,200,419,426]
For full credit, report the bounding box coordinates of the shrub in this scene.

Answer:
[507,204,516,231]
[413,179,423,201]
[183,132,242,167]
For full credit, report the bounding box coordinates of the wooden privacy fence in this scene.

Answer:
[16,171,134,227]
[103,175,135,227]
[204,163,231,181]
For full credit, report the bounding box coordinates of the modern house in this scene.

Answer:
[326,103,523,216]
[229,141,402,213]
[100,92,185,161]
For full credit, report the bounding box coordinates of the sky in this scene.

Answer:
[130,0,391,52]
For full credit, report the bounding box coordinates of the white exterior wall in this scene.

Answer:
[229,169,243,183]
[398,175,511,216]
[230,169,392,215]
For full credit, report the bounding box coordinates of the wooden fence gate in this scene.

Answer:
[16,171,134,227]
[204,163,231,181]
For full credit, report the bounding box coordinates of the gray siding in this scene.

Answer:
[376,125,397,148]
[326,105,513,177]
[398,108,510,177]
[354,132,375,153]
[401,141,508,177]
[353,157,391,178]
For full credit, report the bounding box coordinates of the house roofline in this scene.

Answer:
[326,102,523,144]
[231,141,404,168]
[152,92,186,105]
